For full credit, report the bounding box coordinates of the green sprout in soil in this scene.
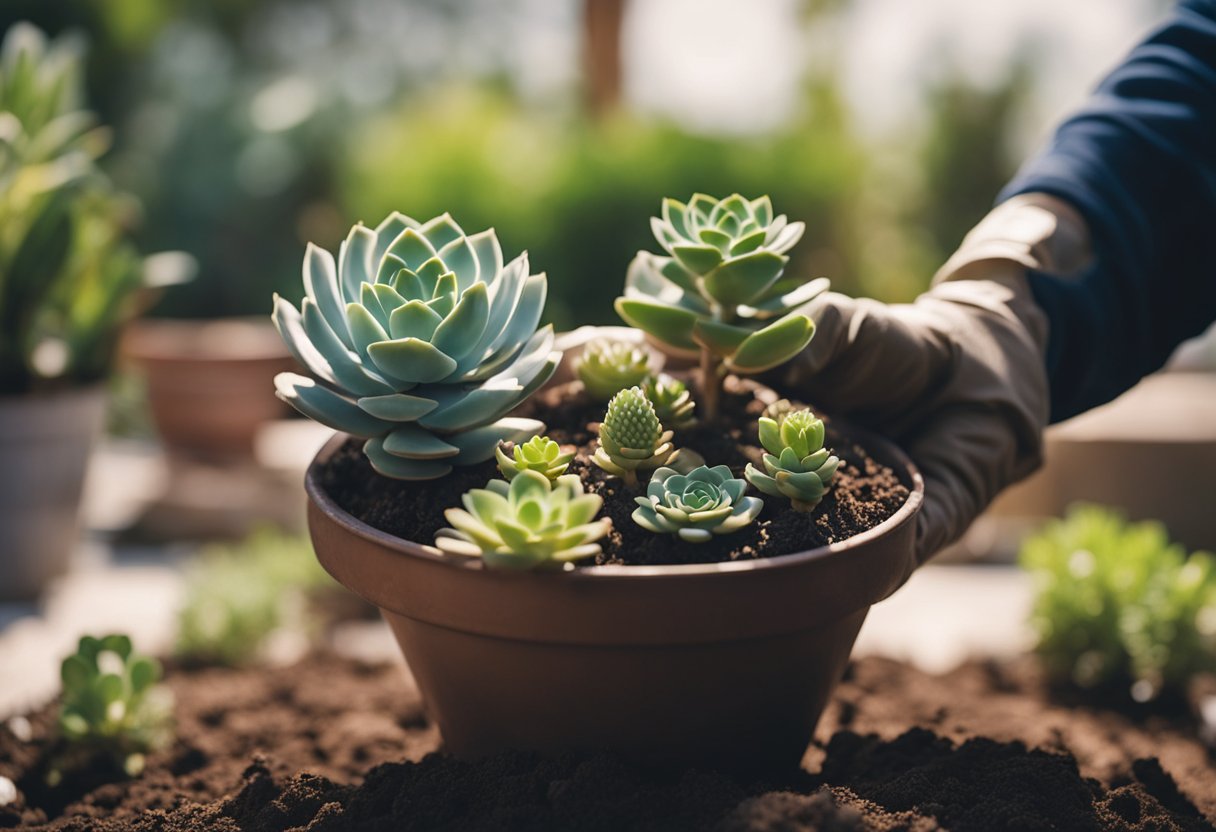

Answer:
[434,470,612,570]
[633,465,763,543]
[592,386,678,488]
[53,634,172,784]
[175,527,333,667]
[273,211,559,480]
[1020,505,1216,704]
[574,339,655,402]
[495,435,574,482]
[615,193,827,421]
[745,408,841,512]
[643,374,696,431]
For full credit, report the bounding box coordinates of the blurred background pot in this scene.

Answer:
[305,431,923,772]
[0,387,106,601]
[122,317,296,462]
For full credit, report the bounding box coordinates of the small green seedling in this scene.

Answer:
[615,193,827,421]
[53,634,172,783]
[435,470,612,570]
[745,408,840,512]
[574,339,655,402]
[495,435,574,482]
[643,374,696,431]
[1020,505,1216,703]
[592,386,678,488]
[633,464,763,543]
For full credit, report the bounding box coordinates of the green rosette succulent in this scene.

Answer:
[495,435,574,482]
[593,386,677,487]
[614,193,828,419]
[745,409,841,511]
[633,465,763,543]
[434,470,611,570]
[273,211,560,480]
[574,339,655,401]
[643,374,696,430]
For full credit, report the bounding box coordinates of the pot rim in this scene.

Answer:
[305,422,925,581]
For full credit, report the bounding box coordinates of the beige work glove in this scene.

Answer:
[773,194,1092,577]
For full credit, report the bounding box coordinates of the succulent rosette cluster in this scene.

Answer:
[495,435,574,482]
[574,339,655,401]
[745,409,841,511]
[643,374,696,430]
[632,465,763,543]
[273,212,560,480]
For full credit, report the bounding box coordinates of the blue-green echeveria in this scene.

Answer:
[632,464,763,543]
[272,212,560,479]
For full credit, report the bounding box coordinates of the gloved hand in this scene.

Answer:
[772,193,1092,576]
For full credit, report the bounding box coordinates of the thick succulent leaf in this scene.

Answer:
[678,528,713,543]
[372,283,408,317]
[488,272,546,356]
[688,193,718,220]
[456,255,527,374]
[744,463,781,497]
[650,217,682,252]
[419,212,464,250]
[383,424,460,459]
[364,437,452,480]
[347,302,390,361]
[672,243,723,276]
[661,197,690,237]
[692,318,751,357]
[275,373,394,438]
[757,416,782,457]
[367,337,458,383]
[434,529,488,557]
[272,295,337,387]
[750,196,773,226]
[623,253,710,314]
[417,382,525,432]
[614,297,699,352]
[338,225,377,306]
[415,256,448,286]
[392,268,427,302]
[719,193,749,221]
[437,235,478,291]
[304,242,353,348]
[387,228,438,271]
[388,299,444,341]
[742,276,830,316]
[356,391,438,421]
[658,257,702,298]
[698,227,732,250]
[727,312,815,373]
[632,506,679,534]
[730,229,768,256]
[302,300,396,396]
[375,253,408,286]
[372,212,416,264]
[767,220,806,254]
[445,417,547,465]
[722,477,747,504]
[360,282,390,328]
[467,228,503,286]
[431,281,489,360]
[703,250,786,307]
[776,470,828,499]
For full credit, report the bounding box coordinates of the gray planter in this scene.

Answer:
[0,387,106,600]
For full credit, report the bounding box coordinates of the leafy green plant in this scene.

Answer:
[633,464,763,543]
[273,211,560,480]
[53,634,172,783]
[745,408,841,512]
[1020,505,1216,703]
[175,527,333,667]
[592,386,678,488]
[574,339,655,402]
[495,435,573,482]
[614,193,828,420]
[434,470,611,570]
[642,374,696,431]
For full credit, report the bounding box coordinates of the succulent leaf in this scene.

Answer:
[592,386,678,486]
[273,212,560,479]
[632,465,763,543]
[642,374,696,430]
[435,471,612,570]
[496,435,574,482]
[574,339,655,402]
[745,409,839,511]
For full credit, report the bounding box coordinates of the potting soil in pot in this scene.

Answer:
[1,652,1213,831]
[319,380,911,566]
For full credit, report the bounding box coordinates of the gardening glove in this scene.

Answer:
[774,193,1092,578]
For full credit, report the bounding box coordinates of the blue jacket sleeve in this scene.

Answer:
[999,0,1216,422]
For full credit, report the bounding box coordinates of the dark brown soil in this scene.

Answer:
[318,379,910,566]
[2,653,1213,831]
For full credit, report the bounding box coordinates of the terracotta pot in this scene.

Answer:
[0,387,106,600]
[123,317,295,460]
[305,428,923,772]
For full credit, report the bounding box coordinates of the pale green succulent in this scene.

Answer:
[643,374,696,430]
[745,409,841,512]
[614,194,827,420]
[592,386,677,487]
[434,470,611,570]
[273,211,560,480]
[633,465,763,543]
[574,339,655,401]
[495,435,573,482]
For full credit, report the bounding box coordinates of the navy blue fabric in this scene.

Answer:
[1000,0,1216,421]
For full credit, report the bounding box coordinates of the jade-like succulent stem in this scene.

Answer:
[699,346,722,423]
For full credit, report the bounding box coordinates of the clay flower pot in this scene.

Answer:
[305,426,923,771]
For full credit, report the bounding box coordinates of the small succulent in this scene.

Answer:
[643,374,696,430]
[745,409,840,512]
[574,339,655,401]
[435,470,611,570]
[615,194,827,420]
[495,435,574,482]
[54,634,173,782]
[593,386,677,487]
[273,211,560,480]
[633,465,763,543]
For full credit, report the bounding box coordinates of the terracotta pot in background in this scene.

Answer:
[123,317,295,460]
[0,387,106,601]
[305,430,923,772]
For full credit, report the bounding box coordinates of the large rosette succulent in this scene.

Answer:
[273,212,560,479]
